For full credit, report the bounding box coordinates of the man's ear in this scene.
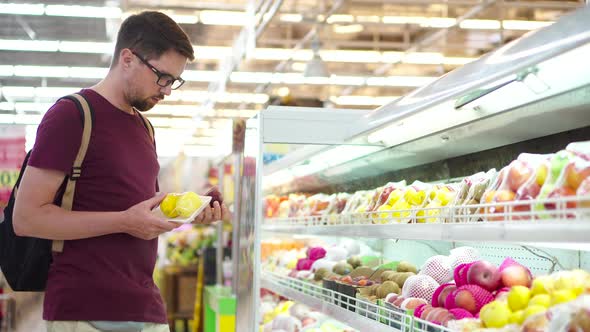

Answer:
[119,48,134,68]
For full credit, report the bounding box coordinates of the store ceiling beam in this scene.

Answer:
[340,0,497,97]
[350,0,583,9]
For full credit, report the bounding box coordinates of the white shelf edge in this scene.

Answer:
[261,275,399,332]
[262,221,590,245]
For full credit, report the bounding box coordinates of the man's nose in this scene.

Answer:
[161,85,172,96]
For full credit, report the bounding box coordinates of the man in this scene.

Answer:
[13,11,229,332]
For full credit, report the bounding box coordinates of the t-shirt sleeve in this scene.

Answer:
[28,99,83,175]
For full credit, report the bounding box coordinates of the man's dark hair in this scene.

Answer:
[112,11,195,67]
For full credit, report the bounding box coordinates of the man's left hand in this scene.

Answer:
[192,201,231,224]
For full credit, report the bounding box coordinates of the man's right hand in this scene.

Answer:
[121,193,178,240]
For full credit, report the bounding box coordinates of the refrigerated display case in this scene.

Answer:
[234,6,590,332]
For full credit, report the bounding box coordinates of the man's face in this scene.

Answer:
[127,49,187,112]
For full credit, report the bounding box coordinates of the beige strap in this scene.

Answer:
[52,94,93,253]
[135,109,155,143]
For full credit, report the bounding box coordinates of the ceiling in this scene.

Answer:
[0,0,585,156]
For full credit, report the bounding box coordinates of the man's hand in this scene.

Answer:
[192,201,231,225]
[122,193,178,240]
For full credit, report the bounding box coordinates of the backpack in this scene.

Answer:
[0,93,154,291]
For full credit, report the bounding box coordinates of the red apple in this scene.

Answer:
[501,264,532,288]
[302,317,316,327]
[454,289,477,313]
[438,285,457,308]
[205,187,224,207]
[545,186,577,210]
[578,178,590,208]
[566,162,590,190]
[508,160,534,192]
[466,260,501,292]
[487,190,516,221]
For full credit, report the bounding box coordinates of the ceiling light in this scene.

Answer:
[423,17,456,28]
[459,19,501,30]
[0,66,14,76]
[403,52,444,64]
[45,5,121,18]
[0,3,44,15]
[291,62,307,71]
[277,87,290,97]
[329,96,400,106]
[200,10,247,26]
[279,13,302,22]
[168,14,199,24]
[502,20,553,30]
[333,24,364,34]
[356,15,381,23]
[59,41,113,54]
[326,14,354,24]
[215,109,260,118]
[182,70,219,82]
[0,40,59,52]
[321,50,381,63]
[366,76,436,87]
[382,16,428,24]
[304,35,329,78]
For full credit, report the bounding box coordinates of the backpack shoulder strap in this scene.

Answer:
[52,93,94,253]
[134,109,155,144]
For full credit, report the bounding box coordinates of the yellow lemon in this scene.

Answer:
[531,276,553,295]
[480,301,511,328]
[175,192,203,218]
[508,286,531,311]
[524,305,546,320]
[551,289,577,306]
[529,294,551,308]
[160,193,180,218]
[508,310,525,325]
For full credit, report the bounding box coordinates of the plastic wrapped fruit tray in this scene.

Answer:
[265,195,590,226]
[262,271,452,332]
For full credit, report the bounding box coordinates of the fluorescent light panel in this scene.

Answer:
[0,5,554,32]
[0,38,478,65]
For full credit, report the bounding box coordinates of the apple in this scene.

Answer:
[508,160,534,192]
[466,260,501,292]
[454,289,477,314]
[545,186,577,210]
[301,317,316,327]
[577,177,590,208]
[205,186,223,207]
[438,285,457,308]
[375,186,395,210]
[566,162,590,190]
[501,264,532,288]
[536,164,548,186]
[487,190,516,221]
[516,182,541,201]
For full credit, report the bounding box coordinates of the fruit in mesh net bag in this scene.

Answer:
[160,193,181,218]
[175,192,203,218]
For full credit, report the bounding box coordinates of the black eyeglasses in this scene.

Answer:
[131,51,185,90]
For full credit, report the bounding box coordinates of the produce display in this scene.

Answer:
[164,225,215,266]
[264,142,590,224]
[263,238,590,332]
[260,290,356,332]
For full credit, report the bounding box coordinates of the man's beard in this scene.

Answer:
[131,95,163,112]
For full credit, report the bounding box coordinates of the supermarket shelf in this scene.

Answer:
[261,272,450,332]
[263,221,590,244]
[263,196,590,245]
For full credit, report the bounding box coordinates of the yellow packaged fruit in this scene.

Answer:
[160,194,180,218]
[175,192,203,218]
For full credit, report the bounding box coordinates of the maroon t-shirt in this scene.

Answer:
[28,89,166,323]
